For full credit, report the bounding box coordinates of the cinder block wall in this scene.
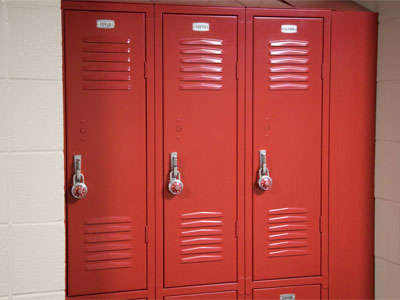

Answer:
[0,0,65,299]
[357,0,400,299]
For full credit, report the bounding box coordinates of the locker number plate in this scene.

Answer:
[192,22,210,32]
[97,19,115,29]
[280,294,295,300]
[281,25,297,33]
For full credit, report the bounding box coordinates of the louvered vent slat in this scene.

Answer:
[179,38,224,91]
[180,211,225,264]
[267,208,309,258]
[82,37,132,91]
[84,216,134,271]
[268,39,311,91]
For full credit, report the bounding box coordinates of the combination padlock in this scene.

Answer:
[168,171,184,195]
[71,174,88,199]
[258,168,273,191]
[71,154,88,199]
[168,152,184,195]
[258,149,273,191]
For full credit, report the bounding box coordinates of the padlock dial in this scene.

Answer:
[169,180,184,195]
[71,183,88,199]
[258,175,272,191]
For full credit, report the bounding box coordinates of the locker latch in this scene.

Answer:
[71,154,88,199]
[168,152,184,195]
[258,150,273,191]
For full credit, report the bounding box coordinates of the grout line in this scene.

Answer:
[376,80,400,83]
[10,220,65,226]
[7,78,62,82]
[375,138,400,144]
[378,17,400,25]
[375,256,400,266]
[11,289,65,297]
[375,197,400,205]
[8,149,64,154]
[5,1,60,9]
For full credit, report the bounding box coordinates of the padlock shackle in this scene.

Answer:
[258,149,272,191]
[74,155,83,182]
[170,152,179,179]
[168,152,184,195]
[259,150,268,176]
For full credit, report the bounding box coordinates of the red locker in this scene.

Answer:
[252,17,324,280]
[62,1,376,299]
[153,4,245,298]
[64,3,154,298]
[161,12,239,288]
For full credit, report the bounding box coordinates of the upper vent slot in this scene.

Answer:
[83,44,131,53]
[180,47,223,55]
[179,38,224,90]
[82,37,133,91]
[270,40,309,47]
[270,48,310,56]
[268,39,311,90]
[83,36,131,44]
[180,38,223,46]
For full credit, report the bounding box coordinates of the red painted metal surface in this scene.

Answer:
[252,16,323,281]
[153,4,245,299]
[64,4,155,297]
[253,284,320,299]
[165,291,237,300]
[329,11,377,300]
[63,1,376,299]
[157,6,245,290]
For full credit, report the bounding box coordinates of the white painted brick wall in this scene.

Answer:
[0,0,65,299]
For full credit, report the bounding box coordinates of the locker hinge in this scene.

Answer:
[145,226,149,243]
[319,216,323,233]
[235,62,239,80]
[235,221,239,238]
[144,61,148,79]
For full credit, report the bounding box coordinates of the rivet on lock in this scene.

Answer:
[258,149,273,191]
[71,155,88,199]
[168,152,184,195]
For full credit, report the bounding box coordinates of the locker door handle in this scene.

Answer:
[71,154,88,199]
[258,150,273,191]
[168,152,184,195]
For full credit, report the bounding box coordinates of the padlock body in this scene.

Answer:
[71,182,88,199]
[258,175,272,191]
[168,179,184,195]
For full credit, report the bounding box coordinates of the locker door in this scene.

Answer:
[165,291,237,300]
[253,285,321,300]
[65,11,148,295]
[252,18,324,280]
[163,14,238,287]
